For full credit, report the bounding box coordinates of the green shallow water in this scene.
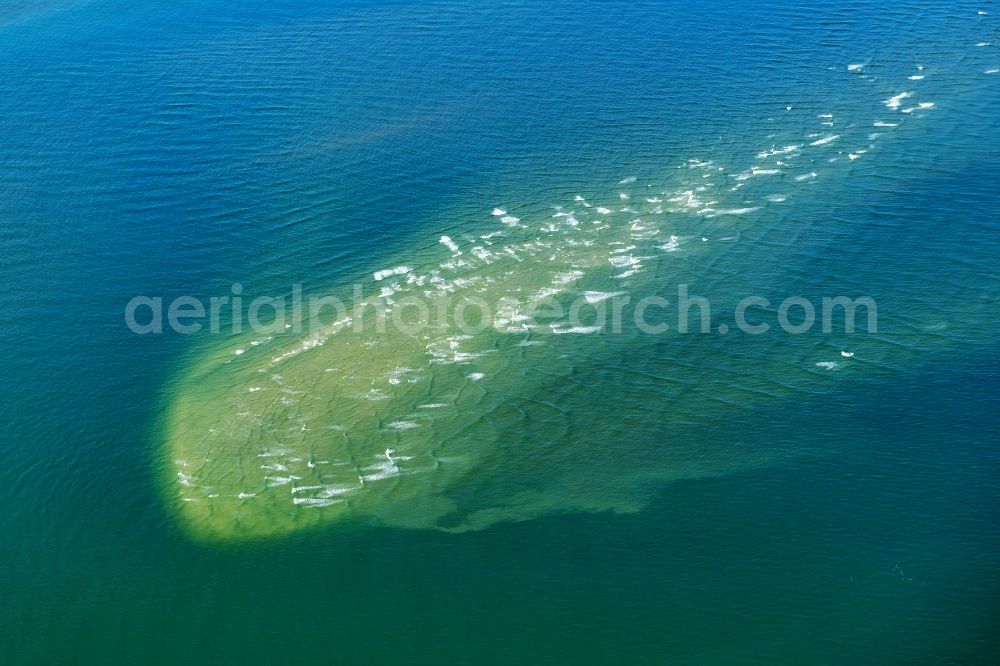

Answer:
[2,0,999,662]
[164,61,997,540]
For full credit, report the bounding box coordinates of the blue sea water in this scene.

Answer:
[1,0,998,662]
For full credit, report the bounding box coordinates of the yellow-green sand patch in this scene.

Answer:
[162,90,963,540]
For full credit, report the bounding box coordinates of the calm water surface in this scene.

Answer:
[1,0,998,663]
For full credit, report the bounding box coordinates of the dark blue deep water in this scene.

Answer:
[1,1,998,663]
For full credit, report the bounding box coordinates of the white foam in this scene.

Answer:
[873,120,898,127]
[265,476,300,487]
[840,351,855,358]
[706,206,760,218]
[847,63,865,71]
[767,194,788,202]
[439,236,462,254]
[815,361,839,370]
[900,101,933,114]
[318,485,359,498]
[550,324,603,335]
[609,254,641,269]
[619,176,637,184]
[757,145,801,159]
[500,215,521,226]
[466,372,485,381]
[619,192,629,200]
[986,69,999,74]
[471,246,493,261]
[809,134,840,146]
[908,75,925,80]
[658,236,680,252]
[293,497,342,507]
[491,208,507,216]
[670,190,705,208]
[583,291,626,304]
[736,167,782,181]
[387,420,419,430]
[883,92,912,109]
[976,42,991,47]
[360,455,401,482]
[374,265,412,281]
[795,172,818,182]
[596,207,612,215]
[553,270,584,285]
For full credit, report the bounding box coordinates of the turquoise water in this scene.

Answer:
[2,0,999,662]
